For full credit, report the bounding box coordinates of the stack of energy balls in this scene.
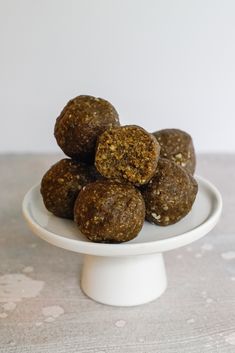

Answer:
[41,95,198,243]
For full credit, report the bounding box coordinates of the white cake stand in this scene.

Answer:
[22,176,222,307]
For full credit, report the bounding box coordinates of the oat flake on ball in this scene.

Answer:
[142,158,198,226]
[95,125,160,186]
[54,95,120,163]
[74,180,145,243]
[40,159,96,219]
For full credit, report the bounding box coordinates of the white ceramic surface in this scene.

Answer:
[81,253,167,306]
[22,176,222,306]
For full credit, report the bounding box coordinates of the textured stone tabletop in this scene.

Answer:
[0,154,234,353]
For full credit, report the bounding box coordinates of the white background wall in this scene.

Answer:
[1,0,235,153]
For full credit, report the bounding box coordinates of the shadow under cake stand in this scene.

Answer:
[22,176,222,307]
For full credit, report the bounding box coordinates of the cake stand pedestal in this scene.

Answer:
[81,253,166,306]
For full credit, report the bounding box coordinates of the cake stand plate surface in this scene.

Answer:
[22,176,222,306]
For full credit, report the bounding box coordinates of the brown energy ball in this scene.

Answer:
[41,159,96,219]
[54,95,120,163]
[74,180,145,243]
[153,129,196,174]
[142,158,198,226]
[95,125,160,186]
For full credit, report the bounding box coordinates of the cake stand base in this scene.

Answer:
[81,253,167,306]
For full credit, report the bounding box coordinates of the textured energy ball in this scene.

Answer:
[74,180,145,243]
[153,129,196,174]
[142,158,198,226]
[54,95,120,162]
[95,125,160,186]
[41,159,96,219]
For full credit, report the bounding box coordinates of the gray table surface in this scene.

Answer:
[0,154,234,353]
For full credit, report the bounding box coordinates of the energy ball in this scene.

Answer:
[41,159,96,219]
[153,129,196,174]
[54,95,120,163]
[74,180,145,243]
[142,158,198,226]
[95,125,160,186]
